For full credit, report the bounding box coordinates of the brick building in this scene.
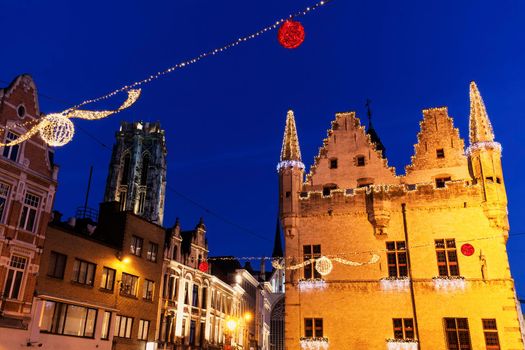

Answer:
[31,202,165,350]
[279,83,525,349]
[0,75,58,348]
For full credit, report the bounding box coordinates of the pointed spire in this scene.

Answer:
[272,218,284,259]
[469,81,495,144]
[280,110,302,162]
[364,99,386,158]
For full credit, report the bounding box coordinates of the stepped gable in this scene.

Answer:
[404,107,469,183]
[304,111,397,191]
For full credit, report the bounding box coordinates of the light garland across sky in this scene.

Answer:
[1,0,334,147]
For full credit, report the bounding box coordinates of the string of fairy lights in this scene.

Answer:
[0,0,334,148]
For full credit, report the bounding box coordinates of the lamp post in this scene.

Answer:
[224,318,238,350]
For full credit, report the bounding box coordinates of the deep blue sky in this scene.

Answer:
[2,0,525,293]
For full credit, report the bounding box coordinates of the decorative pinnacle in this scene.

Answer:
[280,110,302,161]
[469,81,495,144]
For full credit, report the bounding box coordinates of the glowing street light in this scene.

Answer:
[226,318,238,332]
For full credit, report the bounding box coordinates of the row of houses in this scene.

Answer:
[0,75,285,350]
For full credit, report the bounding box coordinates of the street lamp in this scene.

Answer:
[224,318,238,350]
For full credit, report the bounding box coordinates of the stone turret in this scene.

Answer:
[467,82,508,231]
[104,121,167,225]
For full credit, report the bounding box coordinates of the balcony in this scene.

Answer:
[297,279,326,291]
[300,337,329,350]
[386,339,418,350]
[379,277,410,291]
[432,276,466,291]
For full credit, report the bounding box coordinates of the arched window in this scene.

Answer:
[121,154,131,185]
[141,155,150,186]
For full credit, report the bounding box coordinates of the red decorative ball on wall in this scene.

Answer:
[461,243,475,256]
[198,261,209,272]
[278,20,305,49]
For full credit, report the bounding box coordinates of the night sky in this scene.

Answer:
[2,1,525,295]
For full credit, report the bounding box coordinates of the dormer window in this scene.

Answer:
[436,149,445,158]
[356,155,365,167]
[329,158,338,169]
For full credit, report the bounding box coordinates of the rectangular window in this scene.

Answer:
[2,131,20,161]
[435,239,460,277]
[304,318,323,338]
[40,300,97,338]
[386,241,408,277]
[101,311,112,340]
[146,242,158,262]
[303,245,321,279]
[119,190,127,210]
[444,318,471,350]
[201,287,207,309]
[0,182,10,223]
[121,273,139,297]
[143,279,154,301]
[19,192,40,232]
[192,284,199,307]
[436,148,445,158]
[100,267,116,291]
[356,155,365,166]
[329,158,338,169]
[436,176,451,188]
[393,318,414,339]
[72,259,96,286]
[483,319,500,350]
[189,320,196,345]
[47,251,67,279]
[3,255,27,299]
[130,235,143,256]
[137,192,146,214]
[138,319,150,341]
[114,315,133,338]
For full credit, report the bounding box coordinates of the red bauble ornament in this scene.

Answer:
[198,261,209,272]
[278,20,305,49]
[461,244,475,256]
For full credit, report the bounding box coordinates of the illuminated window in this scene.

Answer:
[146,242,158,262]
[482,319,500,350]
[393,318,414,339]
[19,192,41,232]
[72,259,96,286]
[130,236,143,256]
[138,319,150,341]
[121,273,139,297]
[40,300,97,338]
[48,251,67,279]
[444,318,471,350]
[303,245,321,279]
[100,267,116,291]
[114,315,133,338]
[137,192,146,214]
[2,131,20,161]
[304,318,323,337]
[435,239,459,277]
[386,241,408,278]
[3,255,27,299]
[143,279,154,301]
[101,311,111,340]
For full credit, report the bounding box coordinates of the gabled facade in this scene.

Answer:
[0,75,59,347]
[279,83,523,349]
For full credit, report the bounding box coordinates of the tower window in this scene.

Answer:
[436,149,445,158]
[121,154,131,185]
[141,155,150,186]
[329,158,338,169]
[356,155,365,167]
[435,177,451,188]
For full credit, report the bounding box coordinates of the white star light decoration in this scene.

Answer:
[0,89,141,148]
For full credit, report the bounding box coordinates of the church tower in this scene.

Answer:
[104,121,167,225]
[466,82,509,232]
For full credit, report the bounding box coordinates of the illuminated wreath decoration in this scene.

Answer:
[278,20,305,49]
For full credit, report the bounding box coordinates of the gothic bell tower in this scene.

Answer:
[104,121,167,225]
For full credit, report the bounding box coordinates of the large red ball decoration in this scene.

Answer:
[198,261,209,272]
[461,243,475,256]
[278,20,305,49]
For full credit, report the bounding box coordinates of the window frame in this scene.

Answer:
[0,182,10,224]
[40,300,98,338]
[386,241,408,278]
[146,242,158,262]
[121,272,139,297]
[436,148,445,158]
[329,158,338,169]
[72,259,96,286]
[101,311,112,340]
[392,318,414,340]
[2,131,20,162]
[3,255,27,300]
[100,267,116,291]
[114,315,134,339]
[444,317,471,350]
[304,318,323,338]
[19,192,41,233]
[138,319,150,341]
[48,251,67,279]
[435,239,460,277]
[143,279,155,301]
[130,235,143,257]
[303,245,321,279]
[356,155,366,167]
[482,319,500,350]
